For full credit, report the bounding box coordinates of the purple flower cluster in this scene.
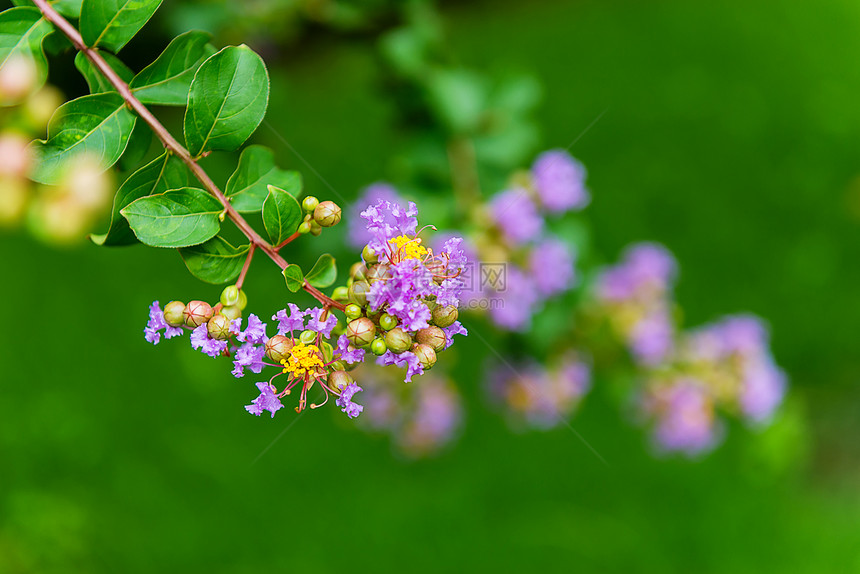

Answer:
[347,182,405,249]
[642,378,723,457]
[531,149,590,213]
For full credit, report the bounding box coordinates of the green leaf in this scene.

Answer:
[261,183,302,246]
[28,92,137,185]
[425,69,487,134]
[12,0,83,19]
[282,264,304,293]
[130,30,215,106]
[179,236,250,284]
[305,254,337,288]
[118,119,152,171]
[226,145,301,212]
[183,45,269,157]
[120,186,222,248]
[91,153,189,246]
[0,7,53,106]
[74,50,133,94]
[80,0,162,53]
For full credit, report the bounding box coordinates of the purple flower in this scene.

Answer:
[232,343,266,378]
[348,183,405,248]
[190,324,228,358]
[306,307,338,338]
[740,360,787,424]
[377,350,424,382]
[629,308,675,367]
[360,198,419,255]
[273,304,306,335]
[431,234,486,308]
[489,189,543,245]
[597,242,677,302]
[237,314,267,344]
[144,301,183,345]
[336,335,365,365]
[650,380,722,457]
[245,382,284,418]
[531,149,589,213]
[335,382,364,418]
[399,379,463,456]
[488,266,539,332]
[368,260,434,332]
[529,237,576,297]
[442,321,468,349]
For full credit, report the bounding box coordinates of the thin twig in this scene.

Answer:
[236,244,255,289]
[275,230,300,251]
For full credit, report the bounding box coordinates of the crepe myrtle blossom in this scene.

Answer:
[144,301,184,344]
[489,188,544,245]
[531,149,590,213]
[347,182,406,249]
[642,378,723,457]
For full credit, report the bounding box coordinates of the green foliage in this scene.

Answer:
[179,236,250,284]
[74,50,133,93]
[0,7,53,106]
[282,263,304,292]
[183,44,269,157]
[225,145,301,212]
[120,186,222,248]
[261,183,302,246]
[305,253,337,288]
[91,153,189,246]
[80,0,162,53]
[12,0,83,19]
[28,92,137,184]
[129,30,215,106]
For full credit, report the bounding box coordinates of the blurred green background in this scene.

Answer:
[2,0,860,571]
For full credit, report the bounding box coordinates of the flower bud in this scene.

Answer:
[298,221,312,234]
[366,263,392,284]
[265,335,294,362]
[346,317,376,347]
[221,305,242,321]
[344,303,363,320]
[313,200,341,227]
[184,300,213,328]
[236,289,248,310]
[207,313,232,340]
[379,313,398,331]
[328,370,353,391]
[220,285,240,307]
[362,244,378,264]
[332,286,349,302]
[348,281,370,306]
[370,337,388,356]
[321,341,335,363]
[302,195,320,213]
[413,343,437,369]
[299,329,317,344]
[416,326,447,352]
[350,262,367,281]
[163,301,186,327]
[309,221,322,236]
[431,304,458,328]
[384,327,413,354]
[329,360,346,372]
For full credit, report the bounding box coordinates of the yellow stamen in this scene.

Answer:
[280,343,324,378]
[389,235,427,261]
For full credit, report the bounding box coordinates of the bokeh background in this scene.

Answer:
[2,0,860,571]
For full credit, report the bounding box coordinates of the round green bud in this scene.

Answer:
[220,285,240,307]
[302,195,320,213]
[329,360,346,372]
[207,313,232,340]
[221,305,242,321]
[348,281,370,307]
[344,303,363,320]
[309,221,322,236]
[416,326,447,352]
[184,300,213,328]
[332,286,349,302]
[163,301,186,327]
[298,221,312,234]
[313,200,342,227]
[346,317,376,347]
[321,341,335,363]
[431,304,458,328]
[265,335,294,363]
[328,370,353,391]
[370,337,388,356]
[332,316,347,336]
[350,262,367,281]
[413,343,437,369]
[362,244,378,264]
[366,263,392,284]
[236,289,248,310]
[384,327,413,354]
[299,329,317,345]
[379,313,398,331]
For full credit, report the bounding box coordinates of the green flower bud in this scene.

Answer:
[332,286,349,302]
[431,304,458,328]
[346,317,376,347]
[416,326,447,352]
[332,316,347,336]
[184,300,213,328]
[221,305,242,321]
[345,303,363,320]
[265,335,294,363]
[302,195,320,213]
[298,221,312,234]
[384,327,413,353]
[321,341,334,363]
[220,285,240,307]
[350,262,367,281]
[163,301,186,327]
[413,343,437,370]
[207,313,232,340]
[309,221,322,236]
[366,263,392,283]
[236,289,248,310]
[299,329,317,344]
[329,360,346,372]
[328,370,353,391]
[362,244,378,264]
[313,200,342,227]
[379,313,398,331]
[348,281,370,307]
[370,337,388,356]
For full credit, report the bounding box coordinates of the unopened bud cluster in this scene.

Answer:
[297,195,342,236]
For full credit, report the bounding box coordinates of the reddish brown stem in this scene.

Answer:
[32,0,343,311]
[236,244,255,290]
[275,230,300,251]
